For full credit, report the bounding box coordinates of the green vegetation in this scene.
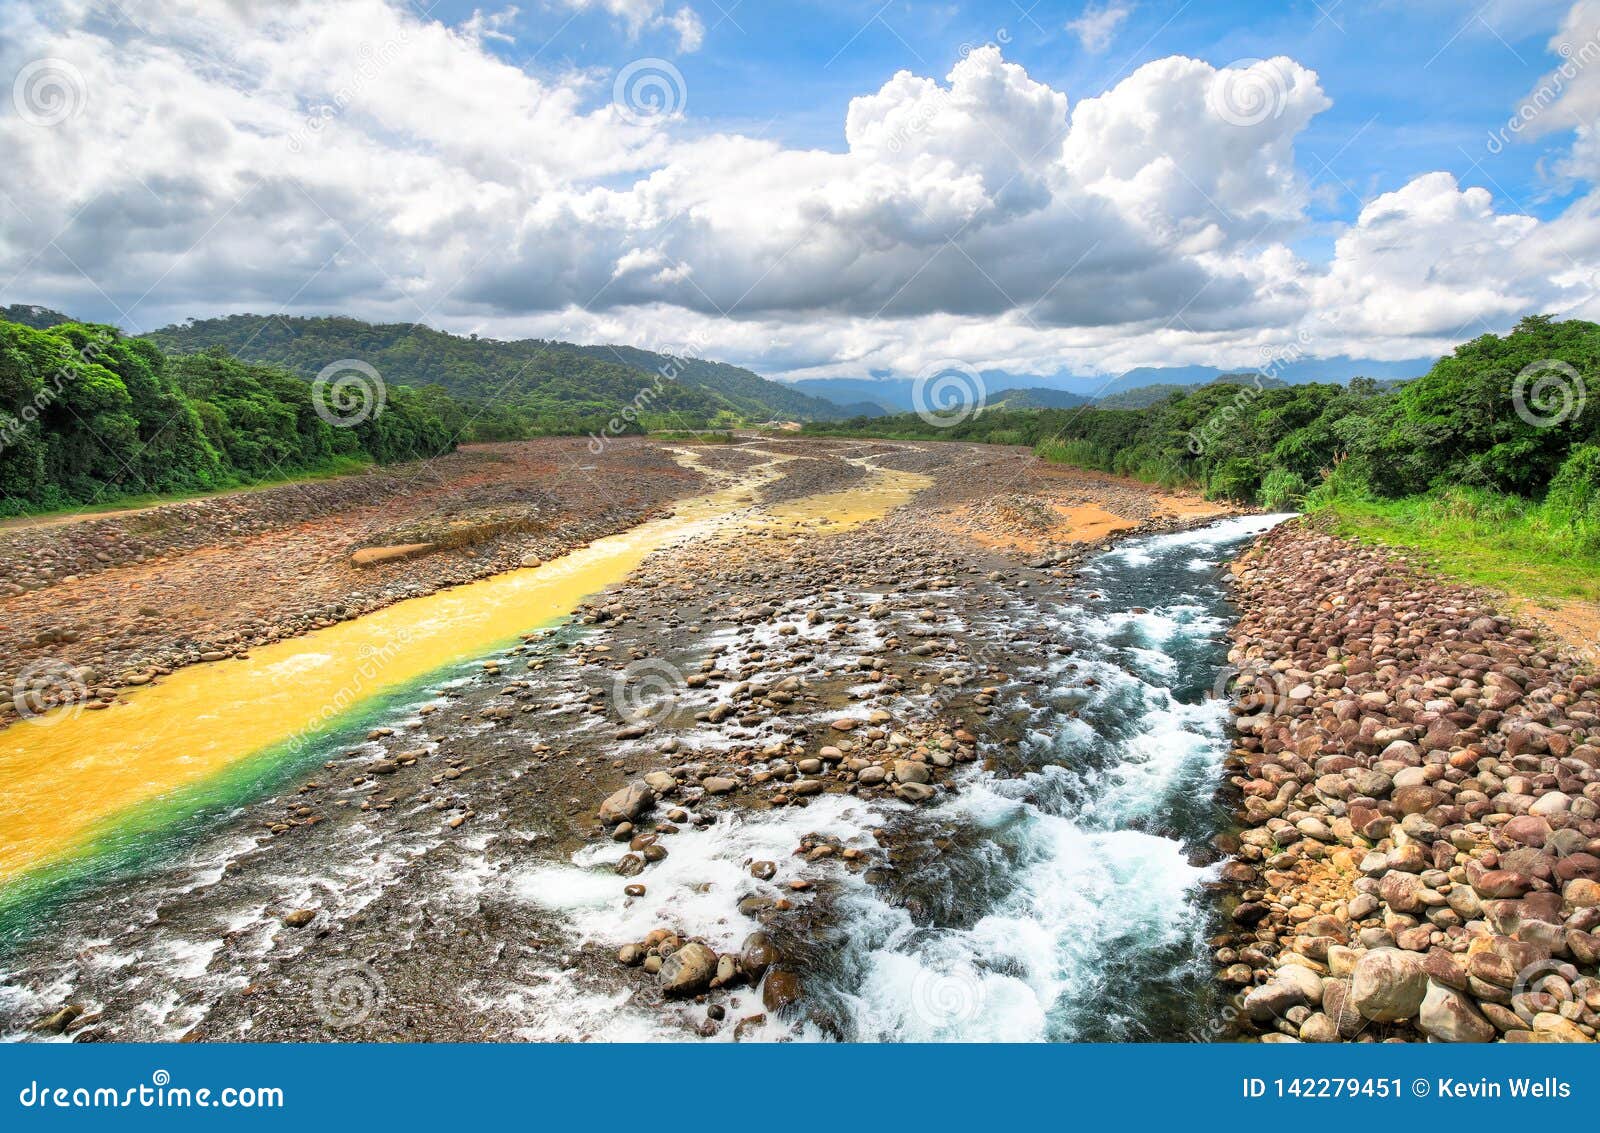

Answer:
[143,315,846,437]
[1322,483,1600,603]
[0,320,459,516]
[805,315,1599,603]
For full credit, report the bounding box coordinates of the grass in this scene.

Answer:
[1316,488,1600,604]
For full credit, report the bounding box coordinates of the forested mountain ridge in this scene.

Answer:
[142,315,846,431]
[569,344,846,421]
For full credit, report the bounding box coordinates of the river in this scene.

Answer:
[0,482,1286,1042]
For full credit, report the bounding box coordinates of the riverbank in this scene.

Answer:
[1215,521,1600,1043]
[0,436,1244,1041]
[0,438,721,728]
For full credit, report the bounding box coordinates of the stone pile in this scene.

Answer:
[1216,523,1599,1043]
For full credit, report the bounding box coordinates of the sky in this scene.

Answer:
[2,0,1599,386]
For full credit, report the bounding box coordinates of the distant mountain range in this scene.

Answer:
[8,301,1432,425]
[139,315,851,425]
[783,355,1428,416]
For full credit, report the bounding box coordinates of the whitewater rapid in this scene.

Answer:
[511,513,1293,1041]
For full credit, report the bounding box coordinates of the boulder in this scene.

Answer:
[1350,948,1428,1022]
[1417,981,1495,1043]
[598,781,654,825]
[659,942,718,997]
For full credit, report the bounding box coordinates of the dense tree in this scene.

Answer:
[803,316,1600,511]
[0,320,460,515]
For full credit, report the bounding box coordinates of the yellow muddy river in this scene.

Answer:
[0,450,928,890]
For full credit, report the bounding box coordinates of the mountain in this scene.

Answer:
[1,304,74,329]
[786,373,1089,414]
[1094,372,1290,409]
[142,315,846,430]
[789,355,1432,413]
[571,344,844,421]
[986,387,1094,410]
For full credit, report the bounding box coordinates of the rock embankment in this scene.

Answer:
[1216,522,1600,1043]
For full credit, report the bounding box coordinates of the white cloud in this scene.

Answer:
[555,0,705,52]
[1067,1,1131,53]
[1,0,1596,383]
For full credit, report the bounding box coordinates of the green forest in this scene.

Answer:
[0,319,461,515]
[804,315,1600,599]
[143,314,847,434]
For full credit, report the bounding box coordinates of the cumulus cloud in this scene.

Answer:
[0,0,1596,381]
[1066,2,1131,53]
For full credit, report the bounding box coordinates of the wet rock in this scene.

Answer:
[660,942,718,997]
[599,781,655,825]
[761,968,803,1013]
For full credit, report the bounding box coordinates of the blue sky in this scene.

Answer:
[5,0,1598,380]
[439,0,1583,231]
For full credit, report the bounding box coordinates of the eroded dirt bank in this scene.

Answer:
[0,439,729,727]
[0,435,1241,1042]
[1215,521,1600,1043]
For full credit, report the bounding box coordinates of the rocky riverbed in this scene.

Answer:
[1,435,1250,1042]
[0,439,724,726]
[1215,521,1600,1043]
